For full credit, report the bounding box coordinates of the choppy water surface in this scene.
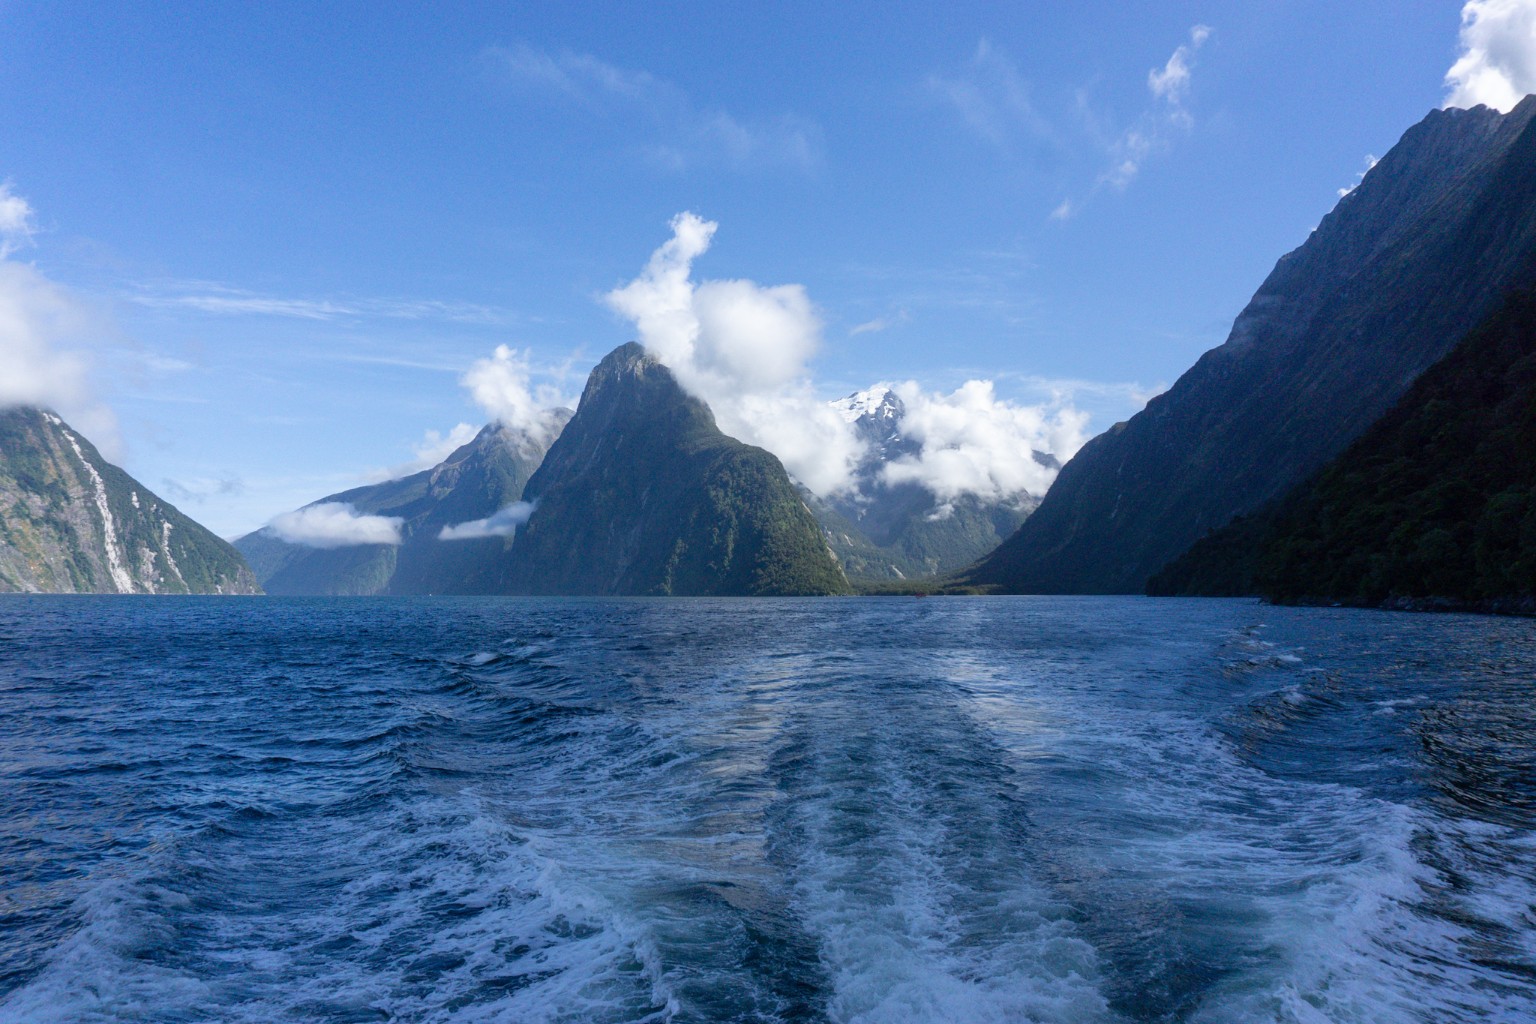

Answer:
[1,596,1533,1023]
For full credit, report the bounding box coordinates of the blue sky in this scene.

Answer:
[0,2,1523,535]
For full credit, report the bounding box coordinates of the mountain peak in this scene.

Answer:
[496,343,850,596]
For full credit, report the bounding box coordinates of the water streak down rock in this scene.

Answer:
[0,406,259,594]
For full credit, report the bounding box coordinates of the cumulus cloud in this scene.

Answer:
[0,186,119,455]
[266,502,403,548]
[880,380,1090,505]
[1445,1,1536,112]
[438,500,537,541]
[605,212,866,495]
[607,214,1097,508]
[461,345,571,445]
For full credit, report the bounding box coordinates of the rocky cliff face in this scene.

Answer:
[236,415,569,595]
[492,343,851,596]
[0,407,259,594]
[970,98,1536,593]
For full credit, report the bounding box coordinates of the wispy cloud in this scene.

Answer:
[929,28,1212,220]
[160,475,244,505]
[128,282,520,326]
[481,44,821,171]
[1097,25,1211,192]
[849,309,911,336]
[1444,0,1536,113]
[1000,372,1167,410]
[925,39,1060,153]
[1148,25,1210,106]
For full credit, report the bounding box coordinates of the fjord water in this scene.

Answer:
[1,598,1533,1023]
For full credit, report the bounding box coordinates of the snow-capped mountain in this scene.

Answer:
[809,386,1052,581]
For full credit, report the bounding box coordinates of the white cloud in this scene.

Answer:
[0,183,36,258]
[1148,25,1211,104]
[438,500,537,540]
[0,186,119,455]
[606,214,1101,508]
[483,45,820,171]
[266,502,403,548]
[605,212,866,495]
[461,345,571,445]
[1337,154,1380,198]
[1445,1,1536,112]
[880,380,1090,504]
[1102,26,1211,190]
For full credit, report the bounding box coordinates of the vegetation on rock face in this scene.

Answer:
[1149,289,1536,614]
[970,98,1536,594]
[494,343,851,596]
[0,407,260,594]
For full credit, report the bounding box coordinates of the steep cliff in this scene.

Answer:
[493,343,851,596]
[971,99,1536,593]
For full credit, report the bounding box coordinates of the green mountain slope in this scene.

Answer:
[493,343,850,596]
[970,98,1536,593]
[235,416,568,595]
[1150,288,1536,614]
[0,407,259,594]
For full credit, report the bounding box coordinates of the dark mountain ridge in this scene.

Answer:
[969,98,1536,593]
[1149,288,1536,614]
[491,343,850,596]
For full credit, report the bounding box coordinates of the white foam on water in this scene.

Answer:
[0,793,680,1024]
[778,723,1116,1024]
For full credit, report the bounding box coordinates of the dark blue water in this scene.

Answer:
[1,597,1533,1023]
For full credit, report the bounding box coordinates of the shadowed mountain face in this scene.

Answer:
[236,416,568,595]
[1150,289,1536,613]
[809,387,1045,581]
[971,98,1536,594]
[0,407,259,594]
[492,343,850,596]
